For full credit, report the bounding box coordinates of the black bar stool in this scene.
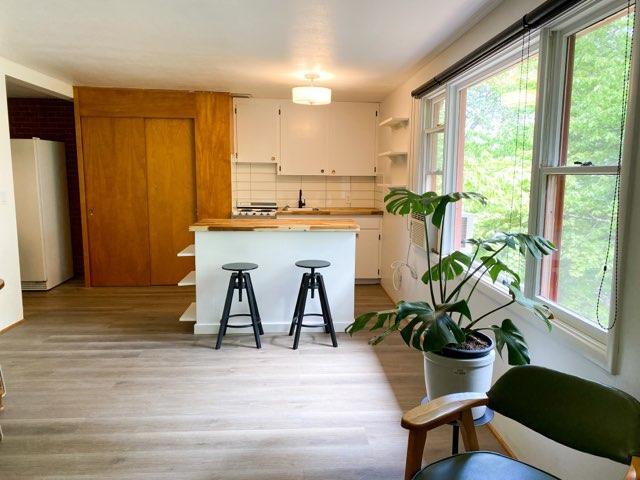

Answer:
[215,262,263,349]
[289,260,338,350]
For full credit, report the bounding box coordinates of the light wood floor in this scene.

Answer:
[0,281,502,479]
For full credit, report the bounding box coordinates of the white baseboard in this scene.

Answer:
[193,321,351,335]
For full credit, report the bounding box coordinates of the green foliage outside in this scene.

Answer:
[459,10,633,327]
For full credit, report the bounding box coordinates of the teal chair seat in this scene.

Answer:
[413,452,559,480]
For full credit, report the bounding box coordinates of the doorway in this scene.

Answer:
[5,76,82,291]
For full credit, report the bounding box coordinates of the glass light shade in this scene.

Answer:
[291,86,332,105]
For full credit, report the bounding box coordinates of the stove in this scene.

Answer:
[233,201,278,218]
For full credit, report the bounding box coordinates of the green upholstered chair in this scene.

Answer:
[402,366,640,480]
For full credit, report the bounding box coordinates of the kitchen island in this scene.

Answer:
[189,218,359,334]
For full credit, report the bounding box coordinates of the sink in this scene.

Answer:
[282,207,319,212]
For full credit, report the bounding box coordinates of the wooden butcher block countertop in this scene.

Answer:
[277,207,383,216]
[190,218,360,232]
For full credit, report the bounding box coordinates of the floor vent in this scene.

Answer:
[21,281,48,291]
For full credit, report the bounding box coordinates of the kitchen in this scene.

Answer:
[69,87,394,340]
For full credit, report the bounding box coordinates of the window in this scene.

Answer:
[538,5,634,329]
[453,54,539,282]
[415,0,636,362]
[422,94,446,194]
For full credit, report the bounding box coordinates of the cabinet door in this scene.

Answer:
[280,101,329,175]
[355,229,380,279]
[82,117,151,286]
[146,119,196,285]
[328,102,377,176]
[234,98,280,164]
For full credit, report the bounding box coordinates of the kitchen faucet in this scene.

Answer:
[298,189,306,208]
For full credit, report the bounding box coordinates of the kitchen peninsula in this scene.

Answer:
[188,218,359,334]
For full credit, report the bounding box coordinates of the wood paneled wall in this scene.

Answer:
[195,92,232,219]
[74,87,232,286]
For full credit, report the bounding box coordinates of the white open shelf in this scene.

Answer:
[378,117,409,128]
[179,302,196,322]
[177,244,195,257]
[378,151,408,158]
[178,270,196,286]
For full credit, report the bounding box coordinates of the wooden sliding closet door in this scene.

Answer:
[145,119,196,285]
[82,117,151,286]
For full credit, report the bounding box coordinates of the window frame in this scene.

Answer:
[442,38,541,288]
[529,0,633,361]
[419,91,446,195]
[414,0,634,371]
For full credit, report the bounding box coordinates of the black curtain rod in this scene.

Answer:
[411,0,584,98]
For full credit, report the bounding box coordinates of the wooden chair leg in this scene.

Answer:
[405,429,427,480]
[625,456,640,480]
[459,409,480,452]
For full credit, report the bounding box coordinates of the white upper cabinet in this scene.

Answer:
[236,99,378,176]
[233,98,280,164]
[279,101,329,175]
[328,102,378,176]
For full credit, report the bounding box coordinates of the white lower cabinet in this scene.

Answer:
[279,214,381,280]
[355,228,381,279]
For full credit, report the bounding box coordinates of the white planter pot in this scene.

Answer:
[423,349,496,419]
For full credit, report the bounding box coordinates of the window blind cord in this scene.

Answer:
[596,1,634,330]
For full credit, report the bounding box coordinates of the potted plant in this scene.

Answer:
[346,189,556,418]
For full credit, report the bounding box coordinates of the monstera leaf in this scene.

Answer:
[384,189,439,216]
[508,283,554,330]
[424,251,472,282]
[483,233,556,259]
[347,300,469,353]
[491,319,530,365]
[384,189,486,229]
[479,255,521,285]
[431,192,486,229]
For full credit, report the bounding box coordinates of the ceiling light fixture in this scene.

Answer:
[292,73,331,105]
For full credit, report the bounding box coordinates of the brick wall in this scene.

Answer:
[8,98,83,277]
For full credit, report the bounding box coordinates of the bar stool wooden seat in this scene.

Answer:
[215,262,263,349]
[288,260,338,350]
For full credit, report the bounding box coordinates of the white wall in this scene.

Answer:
[0,57,73,331]
[0,75,23,331]
[377,1,640,479]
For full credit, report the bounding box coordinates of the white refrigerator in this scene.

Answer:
[11,138,73,290]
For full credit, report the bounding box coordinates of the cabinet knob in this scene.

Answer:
[271,156,276,161]
[88,208,94,216]
[331,170,336,175]
[321,169,325,173]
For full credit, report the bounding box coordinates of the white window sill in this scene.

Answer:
[466,275,615,373]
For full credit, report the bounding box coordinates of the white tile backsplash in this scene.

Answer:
[231,162,376,208]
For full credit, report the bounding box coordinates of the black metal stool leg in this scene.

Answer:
[289,272,307,336]
[244,273,263,335]
[215,273,236,350]
[244,275,261,349]
[317,273,338,347]
[292,275,310,350]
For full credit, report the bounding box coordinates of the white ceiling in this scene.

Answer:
[1,0,498,102]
